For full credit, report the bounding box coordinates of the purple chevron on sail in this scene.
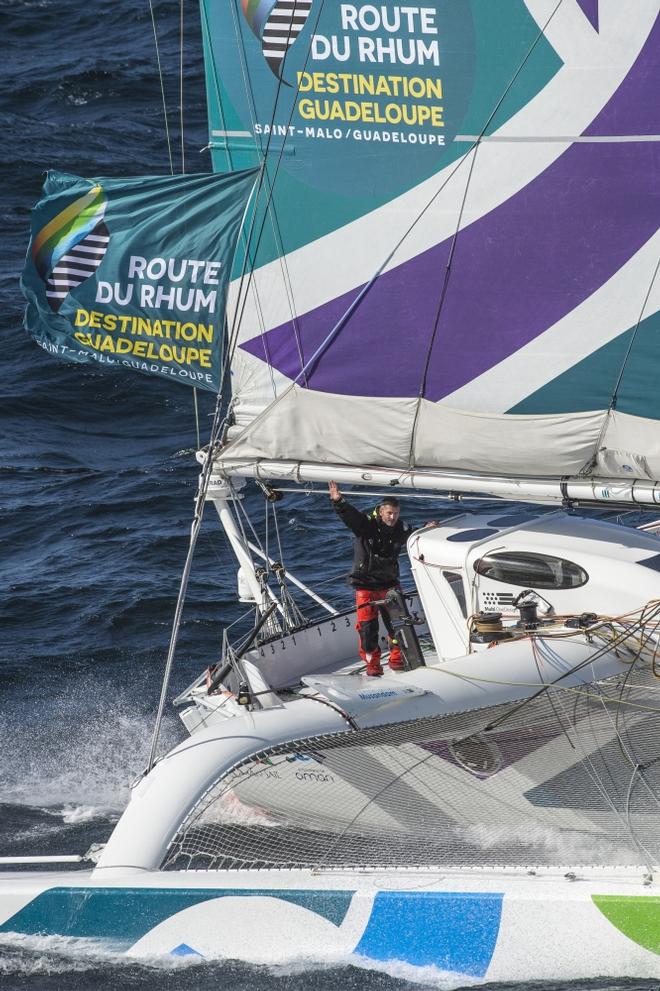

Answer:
[576,0,599,32]
[240,15,659,402]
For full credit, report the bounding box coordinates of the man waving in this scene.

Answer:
[329,480,411,677]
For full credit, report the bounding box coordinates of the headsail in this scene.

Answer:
[201,0,659,484]
[22,168,258,392]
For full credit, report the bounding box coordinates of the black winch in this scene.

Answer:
[470,611,515,644]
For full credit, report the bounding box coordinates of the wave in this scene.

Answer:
[0,685,183,819]
[0,931,481,989]
[0,932,199,978]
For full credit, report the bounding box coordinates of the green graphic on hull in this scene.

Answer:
[593,895,660,955]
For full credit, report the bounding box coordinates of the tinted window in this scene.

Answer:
[447,528,498,542]
[473,552,588,589]
[443,571,467,617]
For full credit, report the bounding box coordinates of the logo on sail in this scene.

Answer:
[241,0,313,84]
[32,184,109,312]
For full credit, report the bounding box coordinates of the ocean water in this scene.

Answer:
[1,1,658,988]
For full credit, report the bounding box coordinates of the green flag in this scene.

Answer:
[21,168,258,392]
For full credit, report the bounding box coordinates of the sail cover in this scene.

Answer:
[202,0,660,479]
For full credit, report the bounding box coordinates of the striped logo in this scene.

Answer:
[32,184,109,312]
[44,222,109,312]
[242,0,313,84]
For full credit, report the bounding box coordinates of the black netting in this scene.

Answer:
[163,659,660,871]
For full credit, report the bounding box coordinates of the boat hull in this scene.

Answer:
[0,867,658,980]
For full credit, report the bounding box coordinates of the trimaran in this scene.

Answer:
[2,0,660,981]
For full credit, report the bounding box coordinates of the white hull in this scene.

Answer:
[1,865,659,980]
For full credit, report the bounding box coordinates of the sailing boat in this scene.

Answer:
[2,0,660,980]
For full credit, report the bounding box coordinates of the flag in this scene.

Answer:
[22,168,258,392]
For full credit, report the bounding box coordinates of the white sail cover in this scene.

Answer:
[200,0,660,482]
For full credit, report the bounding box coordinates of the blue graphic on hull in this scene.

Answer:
[0,887,353,947]
[170,942,204,957]
[354,891,503,977]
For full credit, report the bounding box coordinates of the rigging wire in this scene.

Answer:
[181,0,201,449]
[146,0,318,766]
[219,0,296,379]
[222,0,328,387]
[145,0,338,774]
[179,0,186,175]
[145,0,233,770]
[148,0,201,446]
[226,0,309,389]
[198,0,276,401]
[147,0,174,174]
[406,142,481,465]
[406,0,566,465]
[271,499,285,569]
[583,254,660,474]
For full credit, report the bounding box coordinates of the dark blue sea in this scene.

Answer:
[0,1,658,988]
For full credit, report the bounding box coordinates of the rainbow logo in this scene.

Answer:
[241,0,313,84]
[32,184,109,312]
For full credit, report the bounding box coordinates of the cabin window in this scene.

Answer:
[473,552,588,590]
[442,571,467,617]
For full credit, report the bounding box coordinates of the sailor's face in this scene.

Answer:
[379,504,400,527]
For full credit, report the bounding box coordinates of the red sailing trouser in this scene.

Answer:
[355,588,402,666]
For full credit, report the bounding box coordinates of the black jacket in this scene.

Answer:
[332,498,412,590]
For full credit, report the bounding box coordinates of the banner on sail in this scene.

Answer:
[21,168,257,392]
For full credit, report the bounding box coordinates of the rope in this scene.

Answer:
[271,500,285,569]
[583,254,660,474]
[148,0,324,766]
[223,0,328,382]
[147,427,223,771]
[226,0,309,388]
[479,605,660,736]
[406,0,565,466]
[179,0,185,174]
[147,0,174,174]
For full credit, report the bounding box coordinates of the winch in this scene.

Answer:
[470,611,515,645]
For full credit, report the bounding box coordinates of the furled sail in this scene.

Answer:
[201,0,659,486]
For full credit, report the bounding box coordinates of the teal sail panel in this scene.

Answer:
[511,311,660,420]
[201,0,561,262]
[21,168,257,392]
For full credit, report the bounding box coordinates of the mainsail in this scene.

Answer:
[201,1,659,488]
